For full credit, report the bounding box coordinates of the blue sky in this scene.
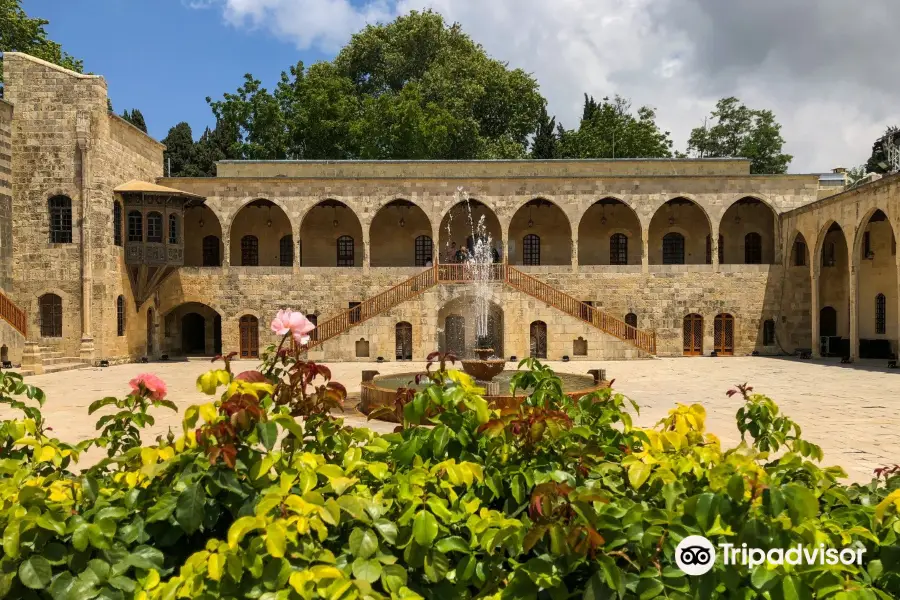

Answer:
[23,0,332,141]
[19,0,897,171]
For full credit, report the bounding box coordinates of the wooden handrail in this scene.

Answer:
[505,266,656,355]
[0,291,26,337]
[304,262,656,356]
[306,266,438,350]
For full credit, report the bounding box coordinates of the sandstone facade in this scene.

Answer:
[0,51,897,368]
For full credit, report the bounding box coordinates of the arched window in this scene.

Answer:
[876,294,887,335]
[168,213,179,244]
[793,239,807,266]
[147,212,163,243]
[48,196,73,244]
[763,319,776,346]
[113,201,123,246]
[610,233,628,265]
[530,321,547,358]
[705,234,724,264]
[744,232,762,264]
[241,235,259,266]
[415,235,433,267]
[523,234,541,266]
[39,294,62,338]
[280,235,293,267]
[820,306,838,337]
[663,232,685,265]
[128,211,143,242]
[625,312,637,340]
[395,322,412,361]
[116,295,125,337]
[202,235,220,266]
[337,235,354,267]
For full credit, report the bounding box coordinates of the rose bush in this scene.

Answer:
[0,314,898,599]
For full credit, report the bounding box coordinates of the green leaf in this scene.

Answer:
[727,474,745,502]
[423,549,450,583]
[349,528,379,559]
[628,463,652,490]
[782,484,818,526]
[351,558,382,583]
[175,483,206,534]
[19,556,52,590]
[373,519,398,545]
[258,421,278,451]
[2,522,19,559]
[412,511,439,547]
[435,536,470,554]
[431,426,451,456]
[146,493,177,523]
[380,564,408,594]
[751,565,778,591]
[266,521,287,558]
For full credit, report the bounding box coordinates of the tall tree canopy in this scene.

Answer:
[687,97,792,174]
[864,126,900,174]
[121,109,147,133]
[556,95,673,159]
[0,0,82,92]
[205,10,545,162]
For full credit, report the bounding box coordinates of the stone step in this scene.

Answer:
[41,362,90,374]
[42,356,87,366]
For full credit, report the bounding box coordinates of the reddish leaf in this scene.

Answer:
[236,370,266,382]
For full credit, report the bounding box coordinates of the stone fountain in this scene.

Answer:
[460,334,506,382]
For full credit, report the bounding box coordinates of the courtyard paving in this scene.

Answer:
[2,357,897,483]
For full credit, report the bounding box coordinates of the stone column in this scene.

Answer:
[363,234,370,274]
[711,222,720,271]
[21,342,43,375]
[641,225,650,273]
[571,236,578,273]
[76,126,94,362]
[849,258,859,360]
[811,271,821,358]
[221,225,231,268]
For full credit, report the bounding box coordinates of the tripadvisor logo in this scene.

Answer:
[675,535,866,576]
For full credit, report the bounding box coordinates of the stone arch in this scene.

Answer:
[184,204,224,266]
[299,199,364,267]
[508,198,572,266]
[578,197,643,265]
[161,301,224,356]
[720,197,778,264]
[230,199,294,267]
[816,221,850,346]
[788,231,810,267]
[437,292,505,357]
[648,197,712,265]
[369,199,434,267]
[438,198,502,264]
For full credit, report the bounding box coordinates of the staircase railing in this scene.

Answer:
[0,291,26,337]
[505,266,656,354]
[437,262,504,283]
[306,266,438,349]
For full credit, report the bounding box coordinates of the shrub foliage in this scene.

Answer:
[0,341,899,599]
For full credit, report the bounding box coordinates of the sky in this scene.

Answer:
[22,0,900,173]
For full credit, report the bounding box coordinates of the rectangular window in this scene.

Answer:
[863,231,872,259]
[763,319,775,345]
[876,294,887,335]
[337,236,355,267]
[793,240,807,266]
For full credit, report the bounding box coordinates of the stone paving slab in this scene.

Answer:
[0,357,896,482]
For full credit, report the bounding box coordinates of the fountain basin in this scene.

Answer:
[460,358,506,382]
[360,370,609,419]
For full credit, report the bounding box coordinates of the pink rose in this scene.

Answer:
[270,309,316,345]
[129,373,167,402]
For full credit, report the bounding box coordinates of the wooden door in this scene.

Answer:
[395,322,412,361]
[714,314,734,356]
[445,315,465,357]
[530,321,548,359]
[239,315,259,358]
[683,314,703,356]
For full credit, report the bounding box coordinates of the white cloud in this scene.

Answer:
[197,0,898,172]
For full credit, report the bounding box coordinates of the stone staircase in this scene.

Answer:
[38,346,90,374]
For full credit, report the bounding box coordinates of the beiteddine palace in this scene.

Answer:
[0,51,897,374]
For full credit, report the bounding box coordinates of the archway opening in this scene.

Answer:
[783,232,812,351]
[230,199,293,267]
[299,200,363,267]
[713,313,735,356]
[395,322,413,361]
[720,198,777,264]
[649,198,711,265]
[509,199,571,266]
[370,200,433,267]
[438,199,502,264]
[683,314,703,356]
[239,315,260,359]
[818,222,849,357]
[578,198,642,265]
[856,209,897,358]
[162,302,223,356]
[438,296,504,357]
[184,205,223,266]
[530,321,548,358]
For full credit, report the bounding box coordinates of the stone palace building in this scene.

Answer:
[0,52,898,373]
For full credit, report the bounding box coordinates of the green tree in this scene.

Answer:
[207,10,545,160]
[0,0,82,93]
[162,122,197,177]
[687,97,792,174]
[864,126,900,174]
[557,95,673,159]
[530,105,559,159]
[121,108,147,133]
